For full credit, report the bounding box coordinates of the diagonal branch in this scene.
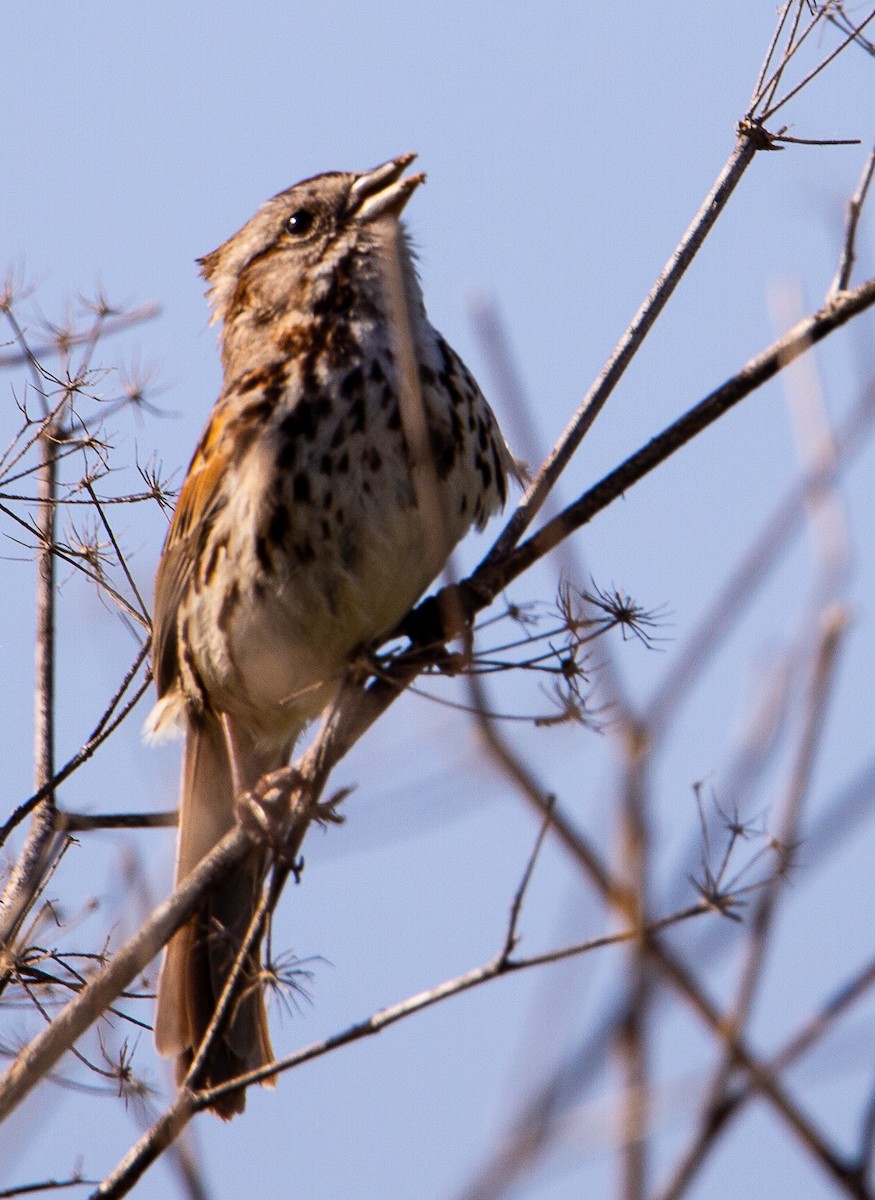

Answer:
[479,129,761,568]
[465,276,875,616]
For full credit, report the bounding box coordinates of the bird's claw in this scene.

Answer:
[235,766,305,855]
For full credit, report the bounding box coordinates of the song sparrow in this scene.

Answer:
[147,154,516,1116]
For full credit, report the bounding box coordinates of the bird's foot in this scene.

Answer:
[235,766,305,856]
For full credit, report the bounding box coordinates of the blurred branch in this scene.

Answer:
[0,303,160,370]
[480,129,760,569]
[655,953,875,1200]
[464,275,875,619]
[617,724,652,1200]
[481,1,873,574]
[645,375,873,735]
[470,296,634,724]
[656,606,850,1200]
[466,655,867,1196]
[455,1008,622,1200]
[94,894,712,1200]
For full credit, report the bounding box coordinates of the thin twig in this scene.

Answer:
[654,955,875,1200]
[753,1,829,116]
[0,304,160,369]
[644,379,874,734]
[57,810,178,833]
[92,904,711,1200]
[83,482,149,622]
[656,606,849,1200]
[480,131,760,569]
[830,143,875,296]
[470,296,634,724]
[0,643,152,848]
[749,1,794,111]
[0,312,63,952]
[468,659,868,1196]
[760,8,875,120]
[466,276,875,619]
[0,825,251,1122]
[0,1177,98,1198]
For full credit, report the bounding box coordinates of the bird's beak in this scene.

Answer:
[350,153,426,221]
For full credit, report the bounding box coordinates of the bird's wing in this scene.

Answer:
[152,416,231,698]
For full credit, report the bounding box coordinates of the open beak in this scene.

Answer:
[350,153,426,222]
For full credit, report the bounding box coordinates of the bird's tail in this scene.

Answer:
[154,713,277,1118]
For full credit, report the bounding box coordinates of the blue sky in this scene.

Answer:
[2,5,874,1199]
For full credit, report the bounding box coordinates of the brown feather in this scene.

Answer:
[154,714,277,1118]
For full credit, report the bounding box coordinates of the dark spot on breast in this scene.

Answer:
[330,422,346,449]
[294,539,316,564]
[477,418,489,450]
[293,473,312,503]
[386,401,401,431]
[349,396,366,433]
[339,532,360,572]
[320,454,332,474]
[254,535,272,572]
[370,359,386,383]
[336,451,349,474]
[277,326,310,358]
[419,363,436,386]
[277,438,298,471]
[231,362,288,411]
[341,365,364,398]
[428,419,457,479]
[268,504,290,543]
[278,395,332,443]
[367,447,382,471]
[322,488,333,510]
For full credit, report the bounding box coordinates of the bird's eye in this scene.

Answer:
[286,209,315,236]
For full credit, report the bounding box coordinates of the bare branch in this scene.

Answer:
[0,303,160,370]
[465,276,875,617]
[0,643,151,849]
[480,131,759,569]
[831,143,875,297]
[92,903,711,1200]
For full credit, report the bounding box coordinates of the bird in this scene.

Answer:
[146,154,517,1116]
